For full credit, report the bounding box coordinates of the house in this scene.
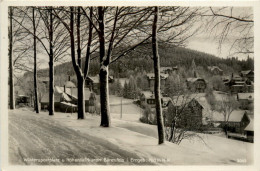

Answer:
[167,95,204,128]
[243,113,254,142]
[86,76,100,94]
[237,93,254,110]
[208,66,223,75]
[186,77,207,93]
[16,95,30,107]
[160,66,178,74]
[240,70,254,82]
[139,91,169,108]
[211,110,247,133]
[85,75,114,94]
[63,86,93,113]
[225,74,253,93]
[146,73,169,91]
[40,82,94,113]
[108,76,114,83]
[161,97,172,108]
[40,86,73,112]
[140,91,156,108]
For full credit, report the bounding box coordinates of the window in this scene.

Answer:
[147,99,155,104]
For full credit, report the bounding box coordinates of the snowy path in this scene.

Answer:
[9,109,153,165]
[9,108,253,165]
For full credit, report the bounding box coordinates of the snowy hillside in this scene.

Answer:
[9,109,253,165]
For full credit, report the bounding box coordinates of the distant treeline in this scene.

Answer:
[27,43,254,79]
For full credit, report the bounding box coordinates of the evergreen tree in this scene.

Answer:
[123,81,129,98]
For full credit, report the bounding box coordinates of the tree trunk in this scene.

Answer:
[70,7,85,119]
[9,7,15,109]
[49,7,54,115]
[99,68,110,126]
[152,6,165,144]
[169,120,175,141]
[33,7,39,113]
[98,7,111,127]
[77,75,85,119]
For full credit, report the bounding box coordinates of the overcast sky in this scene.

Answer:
[12,6,253,74]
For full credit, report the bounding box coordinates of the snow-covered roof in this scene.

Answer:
[229,110,246,122]
[141,91,155,99]
[62,87,92,100]
[170,94,205,108]
[147,73,169,80]
[237,93,254,100]
[65,81,76,88]
[41,87,71,103]
[60,101,77,107]
[208,66,223,72]
[162,97,171,103]
[244,114,254,131]
[87,76,99,83]
[241,70,253,75]
[232,75,243,81]
[212,110,246,122]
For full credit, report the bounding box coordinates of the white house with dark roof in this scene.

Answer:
[146,73,169,91]
[237,93,254,110]
[240,70,254,82]
[186,77,207,93]
[207,66,223,75]
[160,66,178,74]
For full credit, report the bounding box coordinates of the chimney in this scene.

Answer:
[64,85,66,93]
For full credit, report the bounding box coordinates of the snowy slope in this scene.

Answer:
[9,108,253,165]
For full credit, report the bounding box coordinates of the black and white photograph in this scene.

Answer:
[0,1,259,170]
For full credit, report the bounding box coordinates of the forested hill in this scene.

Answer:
[34,43,254,79]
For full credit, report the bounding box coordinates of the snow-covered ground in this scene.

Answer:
[9,108,253,165]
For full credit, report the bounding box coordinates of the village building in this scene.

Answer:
[224,74,253,93]
[186,77,207,93]
[40,78,94,113]
[243,113,254,142]
[207,66,223,75]
[85,75,114,94]
[237,93,254,110]
[240,70,254,82]
[167,95,204,128]
[13,85,30,107]
[168,93,206,129]
[63,85,93,113]
[40,86,74,112]
[86,75,100,94]
[211,110,249,134]
[160,66,178,74]
[139,91,170,108]
[146,73,169,91]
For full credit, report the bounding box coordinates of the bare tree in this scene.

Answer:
[13,7,72,114]
[80,7,154,126]
[32,7,40,113]
[152,6,165,144]
[214,95,239,136]
[164,93,205,145]
[52,7,94,119]
[203,7,253,57]
[8,7,15,109]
